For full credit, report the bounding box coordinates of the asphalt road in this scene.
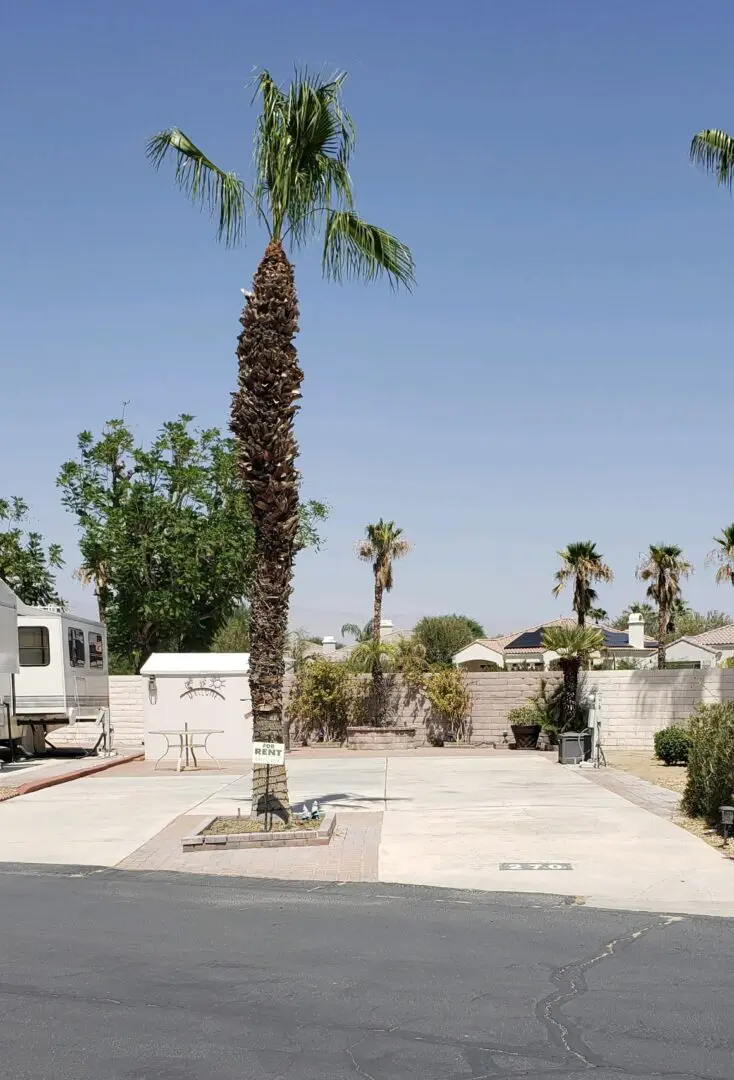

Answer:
[0,866,731,1080]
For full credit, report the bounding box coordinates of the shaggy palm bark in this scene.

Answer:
[559,658,580,730]
[231,240,301,823]
[657,603,667,670]
[371,579,385,723]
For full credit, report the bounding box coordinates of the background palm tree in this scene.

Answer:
[340,620,373,643]
[148,72,413,822]
[553,542,613,626]
[708,524,734,587]
[636,545,693,669]
[356,520,410,721]
[542,625,603,731]
[690,129,734,188]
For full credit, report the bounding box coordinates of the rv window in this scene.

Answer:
[88,632,104,670]
[18,626,50,667]
[68,628,85,668]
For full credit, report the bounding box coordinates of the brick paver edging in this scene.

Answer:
[14,752,144,797]
[182,812,336,852]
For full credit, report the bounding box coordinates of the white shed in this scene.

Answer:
[140,653,253,763]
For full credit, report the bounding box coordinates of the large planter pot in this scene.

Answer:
[511,723,541,750]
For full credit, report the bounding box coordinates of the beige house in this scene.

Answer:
[453,613,655,671]
[665,624,734,668]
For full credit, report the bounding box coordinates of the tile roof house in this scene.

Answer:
[453,613,656,671]
[665,623,734,668]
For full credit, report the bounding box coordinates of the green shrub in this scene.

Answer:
[653,726,691,766]
[506,705,543,727]
[425,668,471,741]
[683,702,734,823]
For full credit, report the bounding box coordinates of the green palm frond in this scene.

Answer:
[149,70,414,285]
[542,624,604,659]
[357,519,411,591]
[347,639,396,674]
[636,544,692,605]
[323,211,416,289]
[707,523,734,584]
[690,129,734,188]
[254,70,354,243]
[146,129,246,246]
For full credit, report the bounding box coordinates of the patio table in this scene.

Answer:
[150,724,223,772]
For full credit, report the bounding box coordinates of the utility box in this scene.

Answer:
[558,730,592,765]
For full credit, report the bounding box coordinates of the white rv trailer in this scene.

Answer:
[13,600,109,725]
[0,578,20,745]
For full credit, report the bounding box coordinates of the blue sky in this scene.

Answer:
[4,0,734,636]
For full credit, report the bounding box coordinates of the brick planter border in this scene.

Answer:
[182,812,336,852]
[346,726,417,750]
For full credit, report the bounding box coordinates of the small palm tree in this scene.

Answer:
[542,625,604,731]
[340,620,372,643]
[148,72,414,822]
[553,542,613,627]
[636,545,693,669]
[356,520,410,720]
[708,524,734,587]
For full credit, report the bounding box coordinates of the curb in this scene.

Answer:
[13,752,144,797]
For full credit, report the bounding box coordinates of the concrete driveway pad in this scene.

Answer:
[1,752,733,915]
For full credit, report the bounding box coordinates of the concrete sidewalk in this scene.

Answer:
[2,752,734,916]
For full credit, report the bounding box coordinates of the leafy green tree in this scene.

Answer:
[58,415,326,673]
[708,524,734,588]
[211,605,250,652]
[356,519,410,720]
[0,497,64,607]
[542,624,604,731]
[668,606,730,640]
[413,614,485,668]
[552,541,613,627]
[636,545,693,669]
[149,71,413,822]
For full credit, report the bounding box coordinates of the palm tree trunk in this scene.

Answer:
[231,240,302,824]
[560,658,579,730]
[657,604,667,670]
[372,579,385,723]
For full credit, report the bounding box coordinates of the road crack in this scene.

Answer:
[536,915,684,1068]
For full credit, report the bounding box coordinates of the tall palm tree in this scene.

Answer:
[636,545,693,669]
[148,73,414,822]
[356,520,410,720]
[690,129,734,188]
[542,625,604,731]
[708,524,734,587]
[553,542,613,627]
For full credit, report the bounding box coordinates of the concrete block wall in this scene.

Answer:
[463,672,563,746]
[581,669,734,751]
[109,675,144,748]
[38,674,145,751]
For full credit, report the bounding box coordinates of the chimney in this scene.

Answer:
[380,619,393,635]
[322,635,336,655]
[627,612,645,651]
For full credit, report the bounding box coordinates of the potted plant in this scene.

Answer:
[507,705,542,750]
